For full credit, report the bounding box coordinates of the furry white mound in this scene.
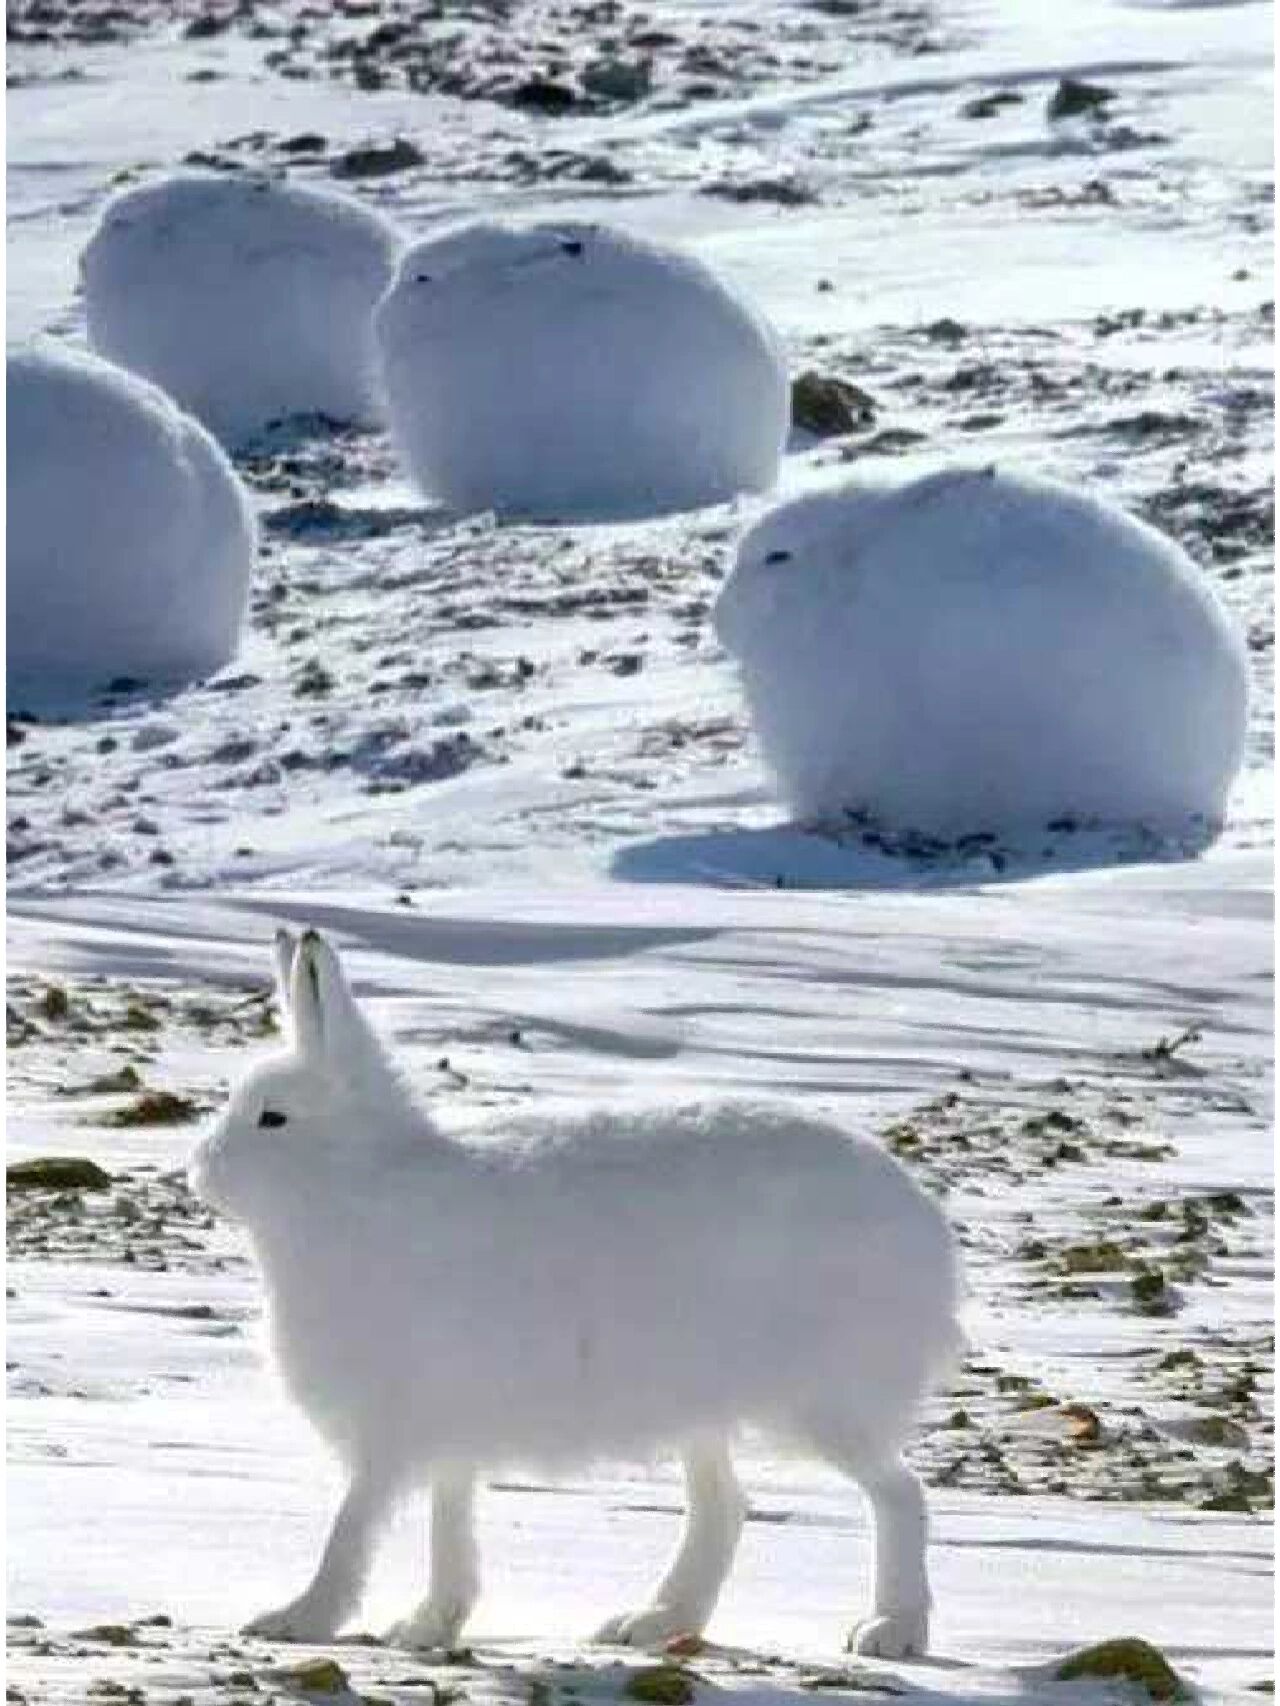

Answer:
[82,173,400,445]
[8,344,256,704]
[191,929,960,1659]
[373,219,789,520]
[714,465,1250,837]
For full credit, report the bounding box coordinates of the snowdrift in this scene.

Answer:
[714,466,1249,836]
[82,173,400,446]
[374,219,789,520]
[8,343,256,705]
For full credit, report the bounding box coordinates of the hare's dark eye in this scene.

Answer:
[258,1109,287,1129]
[765,549,792,565]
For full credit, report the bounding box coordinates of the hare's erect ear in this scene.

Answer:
[290,929,327,1060]
[272,928,298,1025]
[290,928,364,1062]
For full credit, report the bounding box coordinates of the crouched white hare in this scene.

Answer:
[189,930,961,1657]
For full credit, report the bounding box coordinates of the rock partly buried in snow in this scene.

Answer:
[791,370,876,437]
[1054,1638,1186,1700]
[373,219,788,521]
[8,344,256,706]
[714,465,1249,838]
[81,172,401,446]
[7,1156,113,1192]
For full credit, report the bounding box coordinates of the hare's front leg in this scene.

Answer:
[595,1441,745,1648]
[385,1470,480,1651]
[245,1469,394,1642]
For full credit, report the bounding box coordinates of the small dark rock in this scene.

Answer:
[1055,1638,1185,1700]
[294,659,336,698]
[577,155,634,185]
[206,668,261,689]
[279,131,327,154]
[85,1065,143,1095]
[509,78,579,114]
[702,176,816,206]
[106,1091,201,1128]
[8,1156,113,1191]
[73,1624,138,1647]
[624,1667,697,1706]
[1131,1268,1171,1313]
[581,56,652,103]
[858,426,930,456]
[961,88,1024,120]
[331,138,424,179]
[272,1657,349,1693]
[792,371,876,436]
[1047,77,1116,121]
[38,984,71,1021]
[183,150,241,172]
[184,11,232,39]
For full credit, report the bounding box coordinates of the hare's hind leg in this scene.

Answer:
[386,1469,480,1651]
[799,1413,930,1659]
[595,1440,746,1648]
[244,1467,395,1642]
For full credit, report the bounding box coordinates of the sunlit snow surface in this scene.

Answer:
[6,0,1273,1701]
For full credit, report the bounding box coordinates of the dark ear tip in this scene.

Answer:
[300,927,323,947]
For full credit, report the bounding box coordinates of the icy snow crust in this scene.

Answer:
[7,342,256,706]
[715,467,1251,837]
[374,219,789,521]
[82,172,401,446]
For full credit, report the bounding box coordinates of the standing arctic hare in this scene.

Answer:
[190,929,961,1658]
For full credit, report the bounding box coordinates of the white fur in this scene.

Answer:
[190,930,960,1657]
[714,465,1251,836]
[8,341,256,704]
[82,172,401,446]
[373,218,789,520]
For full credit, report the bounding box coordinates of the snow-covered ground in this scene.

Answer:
[7,0,1273,1702]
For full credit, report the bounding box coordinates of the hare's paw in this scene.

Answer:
[384,1599,471,1652]
[243,1595,342,1643]
[594,1604,707,1649]
[846,1609,928,1660]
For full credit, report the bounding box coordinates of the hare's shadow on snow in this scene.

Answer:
[7,671,203,726]
[609,819,1220,894]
